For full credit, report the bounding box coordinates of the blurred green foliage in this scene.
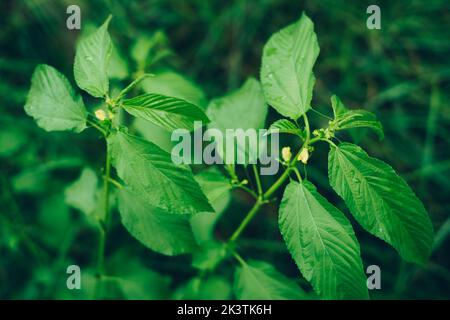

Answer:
[0,0,449,299]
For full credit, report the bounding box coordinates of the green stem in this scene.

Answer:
[108,177,123,189]
[308,136,322,145]
[310,108,333,120]
[87,118,106,136]
[293,167,302,181]
[228,149,303,243]
[228,199,264,242]
[263,150,301,199]
[263,165,292,200]
[95,142,111,297]
[252,164,263,196]
[233,184,258,199]
[225,164,238,182]
[228,114,314,243]
[115,73,153,102]
[303,113,311,143]
[322,138,337,148]
[102,144,112,235]
[232,252,247,266]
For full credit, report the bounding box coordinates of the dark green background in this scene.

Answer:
[0,0,449,299]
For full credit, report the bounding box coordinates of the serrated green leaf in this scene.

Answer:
[122,93,209,132]
[118,188,198,256]
[265,119,303,137]
[194,168,232,211]
[132,117,174,152]
[115,74,153,101]
[261,13,319,120]
[279,180,368,299]
[334,110,384,139]
[64,168,98,216]
[74,16,112,97]
[331,96,384,139]
[108,131,213,215]
[234,260,306,300]
[328,143,434,265]
[24,64,87,132]
[207,77,268,164]
[207,77,267,131]
[190,168,232,243]
[141,70,207,108]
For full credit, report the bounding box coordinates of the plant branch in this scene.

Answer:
[108,177,123,189]
[303,113,311,143]
[95,141,112,297]
[233,184,258,199]
[263,147,303,199]
[115,73,153,102]
[252,164,263,196]
[87,118,106,136]
[225,164,238,182]
[232,251,247,266]
[228,199,264,242]
[228,117,318,243]
[293,166,302,181]
[310,107,333,120]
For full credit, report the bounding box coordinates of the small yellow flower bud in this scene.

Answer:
[297,148,309,164]
[95,109,107,121]
[107,110,115,120]
[281,146,292,162]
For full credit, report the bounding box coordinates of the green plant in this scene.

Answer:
[24,13,433,300]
